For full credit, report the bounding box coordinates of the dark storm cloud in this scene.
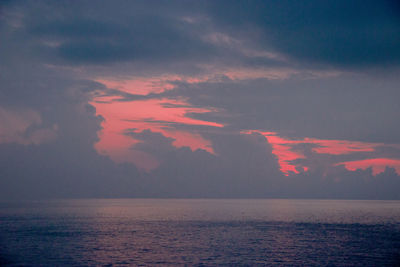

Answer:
[48,17,214,64]
[10,1,223,65]
[209,0,400,67]
[3,0,400,69]
[1,0,289,71]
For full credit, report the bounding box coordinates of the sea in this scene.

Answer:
[0,199,399,266]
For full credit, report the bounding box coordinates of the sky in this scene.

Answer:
[1,0,400,199]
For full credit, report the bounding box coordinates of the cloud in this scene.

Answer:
[1,0,293,78]
[14,1,216,65]
[4,0,400,75]
[164,75,400,143]
[209,0,400,68]
[124,128,400,199]
[282,165,400,199]
[242,130,400,176]
[0,5,142,198]
[336,158,400,175]
[1,0,400,199]
[91,96,222,168]
[126,129,283,198]
[0,106,57,145]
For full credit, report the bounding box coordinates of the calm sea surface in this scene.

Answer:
[0,199,399,266]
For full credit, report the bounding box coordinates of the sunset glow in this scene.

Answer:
[2,0,400,203]
[97,78,175,95]
[91,95,223,169]
[244,130,400,176]
[336,158,400,175]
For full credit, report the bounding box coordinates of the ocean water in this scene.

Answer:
[0,199,399,266]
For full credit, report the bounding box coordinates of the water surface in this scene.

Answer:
[1,199,399,266]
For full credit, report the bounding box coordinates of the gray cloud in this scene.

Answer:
[162,75,400,143]
[127,129,283,198]
[125,129,400,199]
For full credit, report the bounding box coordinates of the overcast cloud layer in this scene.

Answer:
[1,0,400,199]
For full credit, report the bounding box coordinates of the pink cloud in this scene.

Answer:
[243,130,400,176]
[310,139,378,155]
[94,75,399,175]
[336,158,400,175]
[96,77,176,95]
[91,96,222,170]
